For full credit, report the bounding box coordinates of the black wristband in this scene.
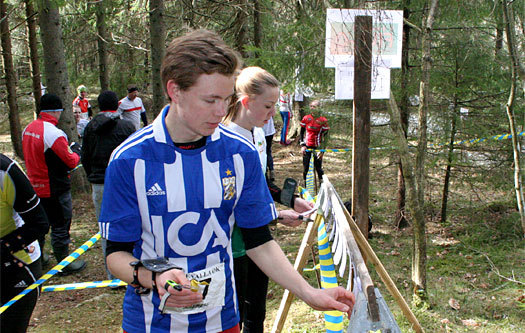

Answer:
[129,261,150,295]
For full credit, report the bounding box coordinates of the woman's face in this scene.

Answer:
[245,86,279,128]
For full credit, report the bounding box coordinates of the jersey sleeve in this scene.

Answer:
[234,151,277,229]
[1,156,48,251]
[8,160,40,214]
[49,134,80,169]
[300,115,309,127]
[98,158,142,242]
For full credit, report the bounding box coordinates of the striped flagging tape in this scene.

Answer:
[301,187,344,333]
[42,279,127,292]
[305,131,525,153]
[0,232,101,314]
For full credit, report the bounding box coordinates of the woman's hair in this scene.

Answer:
[161,29,242,96]
[224,66,280,125]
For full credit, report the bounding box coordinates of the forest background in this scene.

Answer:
[0,0,524,332]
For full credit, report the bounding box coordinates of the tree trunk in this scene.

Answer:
[37,0,89,192]
[411,0,439,304]
[440,97,457,224]
[150,0,166,116]
[396,0,411,228]
[252,0,262,59]
[1,0,24,159]
[494,0,504,57]
[501,0,525,237]
[25,0,41,112]
[234,0,248,58]
[96,0,110,91]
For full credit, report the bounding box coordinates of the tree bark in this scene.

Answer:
[96,0,110,91]
[234,0,248,58]
[1,0,24,159]
[37,0,88,192]
[441,97,458,224]
[150,0,166,116]
[252,0,262,59]
[25,0,41,112]
[387,95,428,304]
[412,0,439,303]
[501,0,525,237]
[396,0,411,228]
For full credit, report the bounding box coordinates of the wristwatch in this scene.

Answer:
[137,257,182,293]
[129,260,150,295]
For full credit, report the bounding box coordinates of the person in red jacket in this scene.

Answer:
[300,99,330,182]
[72,85,92,119]
[22,93,87,275]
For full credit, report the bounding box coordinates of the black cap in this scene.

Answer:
[40,94,63,113]
[98,90,119,111]
[127,84,138,93]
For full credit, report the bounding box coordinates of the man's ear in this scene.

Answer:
[166,80,180,103]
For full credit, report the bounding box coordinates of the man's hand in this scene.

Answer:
[277,210,303,227]
[293,197,314,213]
[70,141,81,156]
[302,287,355,317]
[155,268,202,308]
[301,146,307,155]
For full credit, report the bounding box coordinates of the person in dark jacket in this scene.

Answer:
[81,90,135,279]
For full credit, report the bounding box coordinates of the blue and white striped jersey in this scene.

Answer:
[99,105,277,333]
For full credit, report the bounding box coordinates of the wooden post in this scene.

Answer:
[352,15,372,239]
[271,212,323,333]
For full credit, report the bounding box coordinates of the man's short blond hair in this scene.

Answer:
[161,30,242,95]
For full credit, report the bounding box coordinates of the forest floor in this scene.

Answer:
[1,105,524,332]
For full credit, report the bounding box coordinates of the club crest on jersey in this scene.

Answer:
[222,169,235,200]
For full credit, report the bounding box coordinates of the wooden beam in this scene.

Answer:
[352,15,372,239]
[328,178,425,333]
[326,178,379,322]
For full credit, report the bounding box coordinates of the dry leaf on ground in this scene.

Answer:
[448,298,460,310]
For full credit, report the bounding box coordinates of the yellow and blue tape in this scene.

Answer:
[306,130,525,153]
[301,187,344,333]
[0,232,100,314]
[42,279,126,292]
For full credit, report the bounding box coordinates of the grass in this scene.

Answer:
[1,104,524,332]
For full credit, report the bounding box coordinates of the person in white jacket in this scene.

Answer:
[223,66,322,332]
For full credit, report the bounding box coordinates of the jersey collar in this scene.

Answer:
[40,112,59,125]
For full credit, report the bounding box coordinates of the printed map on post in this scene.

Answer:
[325,9,403,68]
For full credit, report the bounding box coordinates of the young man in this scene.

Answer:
[22,94,87,275]
[72,85,92,119]
[300,99,330,182]
[81,90,135,280]
[100,30,354,333]
[117,84,148,131]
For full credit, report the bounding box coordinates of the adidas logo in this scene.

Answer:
[146,183,166,196]
[14,280,28,288]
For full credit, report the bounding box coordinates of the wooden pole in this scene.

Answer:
[352,15,372,239]
[271,211,323,333]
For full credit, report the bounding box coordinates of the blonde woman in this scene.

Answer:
[224,66,314,332]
